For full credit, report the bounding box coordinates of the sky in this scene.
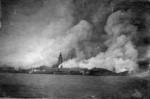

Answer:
[1,0,150,72]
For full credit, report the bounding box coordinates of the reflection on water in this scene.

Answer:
[0,73,149,98]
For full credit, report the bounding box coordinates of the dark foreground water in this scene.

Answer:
[0,73,149,98]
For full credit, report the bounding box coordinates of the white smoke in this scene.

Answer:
[38,20,92,67]
[1,0,150,72]
[62,10,139,73]
[0,0,74,68]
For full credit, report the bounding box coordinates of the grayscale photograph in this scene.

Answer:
[0,0,150,98]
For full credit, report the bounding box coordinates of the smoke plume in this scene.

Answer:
[62,10,138,73]
[1,0,150,72]
[62,0,150,73]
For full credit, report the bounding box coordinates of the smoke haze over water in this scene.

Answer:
[1,0,150,72]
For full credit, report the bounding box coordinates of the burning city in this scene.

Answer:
[0,0,150,98]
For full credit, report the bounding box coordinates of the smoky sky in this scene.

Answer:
[1,0,150,71]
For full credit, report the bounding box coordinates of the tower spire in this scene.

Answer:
[57,52,63,65]
[52,52,63,68]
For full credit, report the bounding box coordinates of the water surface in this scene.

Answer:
[0,73,148,98]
